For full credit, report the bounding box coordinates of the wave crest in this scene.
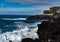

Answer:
[0,22,40,42]
[1,18,26,20]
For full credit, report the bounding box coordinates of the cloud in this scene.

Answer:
[0,7,43,15]
[6,0,52,6]
[52,0,60,2]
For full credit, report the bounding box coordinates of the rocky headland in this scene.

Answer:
[21,21,60,42]
[22,6,60,42]
[27,15,53,20]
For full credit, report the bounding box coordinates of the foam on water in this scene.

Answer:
[0,21,41,42]
[1,18,27,20]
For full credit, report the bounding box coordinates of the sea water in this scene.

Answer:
[0,15,41,42]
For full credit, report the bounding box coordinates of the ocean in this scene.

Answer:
[0,15,41,42]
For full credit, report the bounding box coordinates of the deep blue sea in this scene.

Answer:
[0,15,40,33]
[0,15,41,42]
[0,15,29,31]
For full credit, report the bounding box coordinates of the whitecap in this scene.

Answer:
[1,18,26,20]
[0,26,39,42]
[0,21,41,42]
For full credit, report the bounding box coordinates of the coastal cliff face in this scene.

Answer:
[27,14,60,22]
[37,21,60,42]
[21,21,60,42]
[22,6,60,42]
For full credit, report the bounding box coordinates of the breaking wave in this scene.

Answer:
[1,18,27,20]
[0,21,41,42]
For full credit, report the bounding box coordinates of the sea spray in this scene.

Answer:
[0,21,41,42]
[1,18,27,20]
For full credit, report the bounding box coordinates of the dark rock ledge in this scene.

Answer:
[27,15,53,20]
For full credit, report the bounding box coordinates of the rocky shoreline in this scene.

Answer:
[37,21,60,42]
[21,6,60,42]
[9,14,60,42]
[27,15,53,20]
[21,21,60,42]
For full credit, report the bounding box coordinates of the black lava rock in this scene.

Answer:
[21,21,60,42]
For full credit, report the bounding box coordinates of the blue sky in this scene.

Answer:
[0,0,60,15]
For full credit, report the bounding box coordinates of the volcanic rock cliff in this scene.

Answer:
[37,21,60,42]
[21,21,60,42]
[22,6,60,42]
[27,15,53,20]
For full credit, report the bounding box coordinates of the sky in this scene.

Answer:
[0,0,60,15]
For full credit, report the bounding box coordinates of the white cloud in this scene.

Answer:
[0,5,54,15]
[6,0,52,6]
[0,7,43,15]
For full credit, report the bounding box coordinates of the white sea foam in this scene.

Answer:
[0,22,41,42]
[1,18,26,20]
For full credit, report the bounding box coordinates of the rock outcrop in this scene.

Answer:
[37,21,60,42]
[22,21,60,42]
[27,15,53,20]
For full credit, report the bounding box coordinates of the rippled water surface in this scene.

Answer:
[0,15,41,42]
